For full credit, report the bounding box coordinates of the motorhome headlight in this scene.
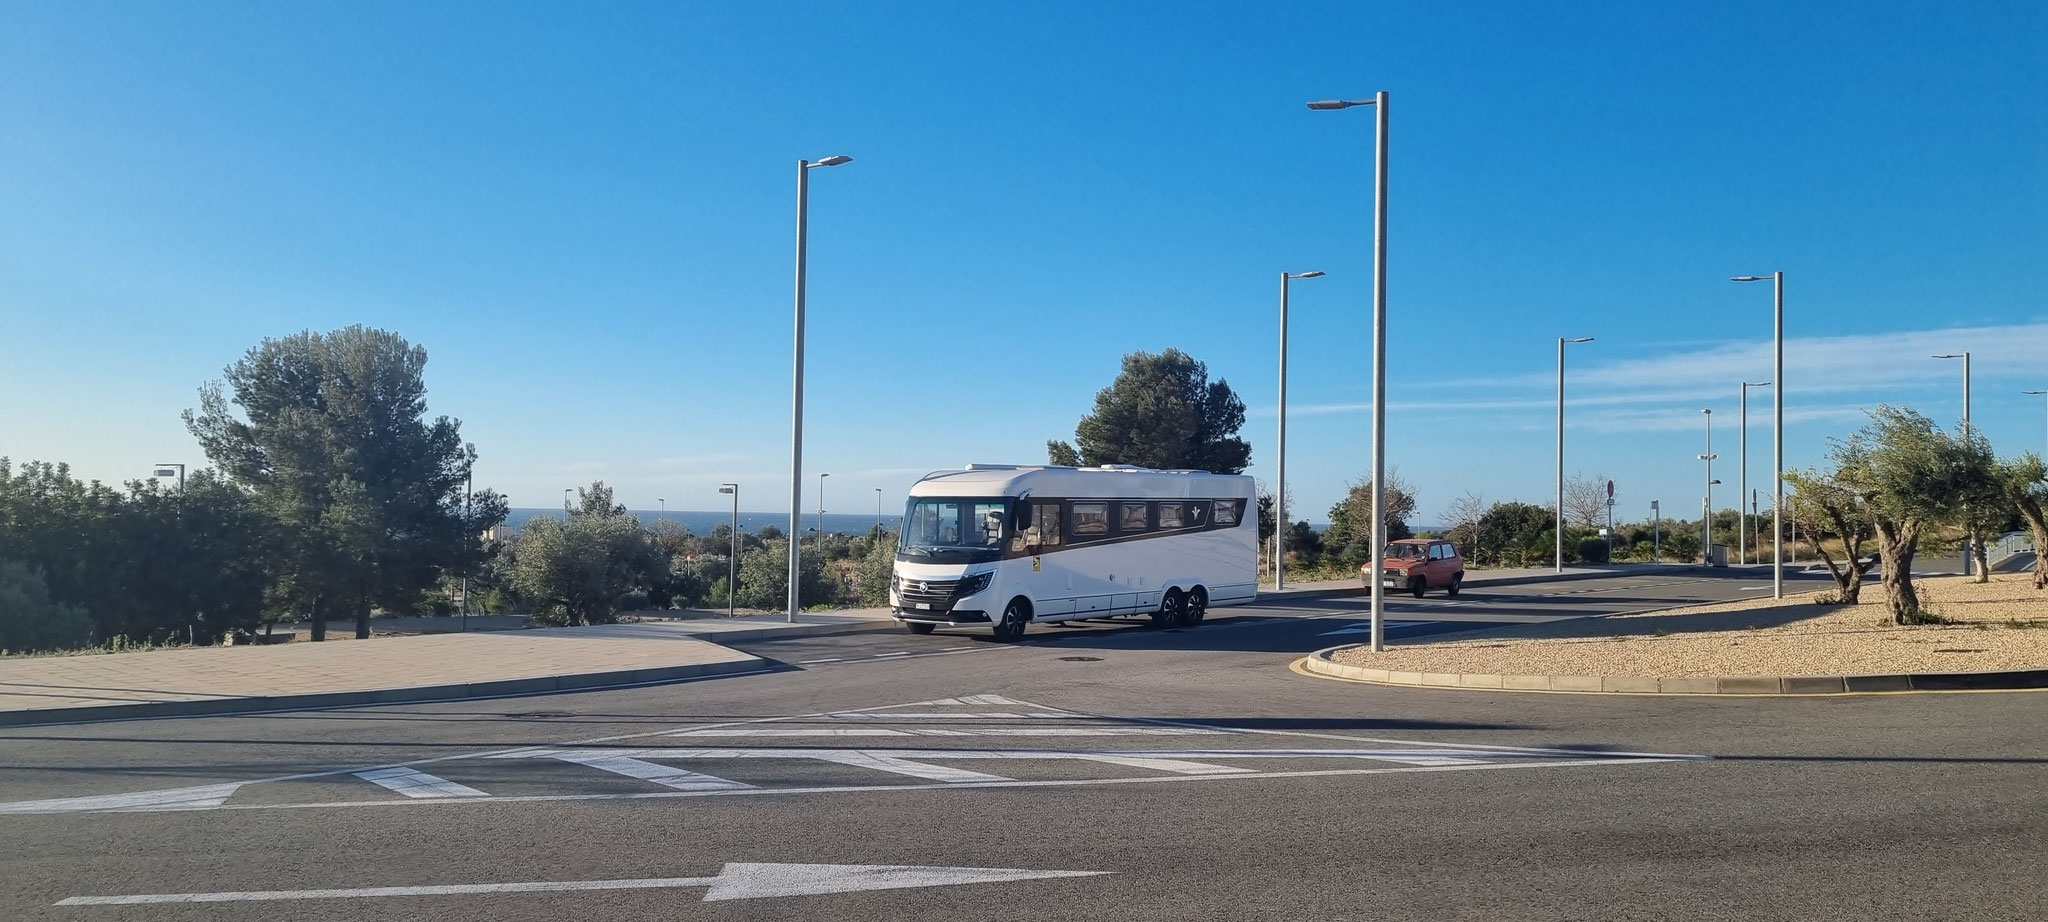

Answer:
[960,571,994,596]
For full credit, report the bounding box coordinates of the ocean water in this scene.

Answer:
[504,508,902,537]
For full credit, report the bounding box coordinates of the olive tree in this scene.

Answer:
[1997,454,2048,590]
[1837,406,1994,623]
[1784,466,1876,603]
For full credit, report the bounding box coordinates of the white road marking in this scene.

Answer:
[352,768,487,799]
[0,782,245,815]
[668,726,1217,738]
[116,757,1695,814]
[0,693,1707,816]
[539,752,753,791]
[798,750,1015,784]
[874,652,914,658]
[55,862,1111,906]
[796,658,845,665]
[1319,621,1432,636]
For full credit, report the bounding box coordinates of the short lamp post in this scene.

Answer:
[719,484,739,617]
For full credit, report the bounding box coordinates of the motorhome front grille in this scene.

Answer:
[897,578,962,606]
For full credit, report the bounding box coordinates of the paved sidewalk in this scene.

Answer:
[0,612,892,726]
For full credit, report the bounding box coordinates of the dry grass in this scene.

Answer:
[1331,573,2048,678]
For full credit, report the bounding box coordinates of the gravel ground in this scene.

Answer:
[1332,573,2048,677]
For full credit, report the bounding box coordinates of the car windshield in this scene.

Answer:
[1382,544,1426,559]
[899,498,1010,556]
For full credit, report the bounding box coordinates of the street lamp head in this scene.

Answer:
[718,485,736,494]
[1291,270,1326,279]
[1563,337,1594,344]
[1306,100,1355,110]
[2026,390,2048,396]
[1730,276,1771,282]
[811,155,853,167]
[1701,408,1712,415]
[1932,353,1964,359]
[153,468,178,478]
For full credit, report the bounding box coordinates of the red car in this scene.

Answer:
[1361,538,1465,598]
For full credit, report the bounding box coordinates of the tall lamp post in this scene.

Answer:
[658,498,666,523]
[718,484,739,616]
[874,487,883,536]
[1739,381,1772,565]
[817,472,830,546]
[1699,409,1717,565]
[563,488,573,521]
[461,470,472,631]
[2024,390,2048,459]
[152,463,186,493]
[1275,268,1326,590]
[788,153,853,623]
[1731,273,1784,597]
[1556,336,1595,571]
[1651,500,1661,562]
[1308,91,1389,652]
[1934,352,1973,574]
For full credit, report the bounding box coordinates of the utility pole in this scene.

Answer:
[1651,500,1661,563]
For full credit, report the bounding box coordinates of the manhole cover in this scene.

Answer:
[1058,656,1103,662]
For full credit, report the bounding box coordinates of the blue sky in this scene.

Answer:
[3,1,2044,526]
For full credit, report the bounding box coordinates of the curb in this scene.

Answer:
[1271,564,1708,603]
[1296,645,2048,696]
[0,656,769,728]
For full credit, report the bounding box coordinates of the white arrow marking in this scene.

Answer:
[54,862,1110,906]
[352,768,487,799]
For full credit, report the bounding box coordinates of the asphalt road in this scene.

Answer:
[4,567,2043,921]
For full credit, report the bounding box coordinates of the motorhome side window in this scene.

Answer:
[1033,502,1063,546]
[1158,502,1183,529]
[1119,502,1149,533]
[1071,502,1109,537]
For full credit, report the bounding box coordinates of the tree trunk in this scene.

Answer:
[1825,507,1870,605]
[355,596,371,640]
[1972,538,1991,584]
[309,593,327,642]
[2006,487,2048,591]
[1873,517,1921,624]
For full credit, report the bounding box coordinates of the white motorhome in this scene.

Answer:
[890,464,1258,641]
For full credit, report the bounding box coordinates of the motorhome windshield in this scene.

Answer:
[899,498,1011,560]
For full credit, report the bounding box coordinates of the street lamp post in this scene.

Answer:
[719,484,739,617]
[1308,91,1389,652]
[152,463,186,493]
[1275,269,1325,591]
[1731,273,1785,597]
[1556,337,1594,572]
[788,153,853,623]
[564,488,573,521]
[818,472,830,547]
[2025,390,2048,459]
[1651,500,1661,562]
[1935,352,1972,574]
[1699,409,1718,566]
[874,487,883,536]
[461,470,472,631]
[1740,381,1772,565]
[659,498,665,523]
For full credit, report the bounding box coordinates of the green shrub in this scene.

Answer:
[1576,536,1610,565]
[0,560,93,653]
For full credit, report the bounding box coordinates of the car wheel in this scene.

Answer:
[1152,589,1185,628]
[905,621,936,635]
[1185,586,1208,626]
[1409,576,1426,599]
[992,598,1030,643]
[1447,574,1463,598]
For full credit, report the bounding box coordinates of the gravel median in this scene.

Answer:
[1330,573,2048,677]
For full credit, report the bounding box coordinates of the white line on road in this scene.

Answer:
[56,862,1111,906]
[351,768,488,799]
[542,752,753,791]
[796,658,845,665]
